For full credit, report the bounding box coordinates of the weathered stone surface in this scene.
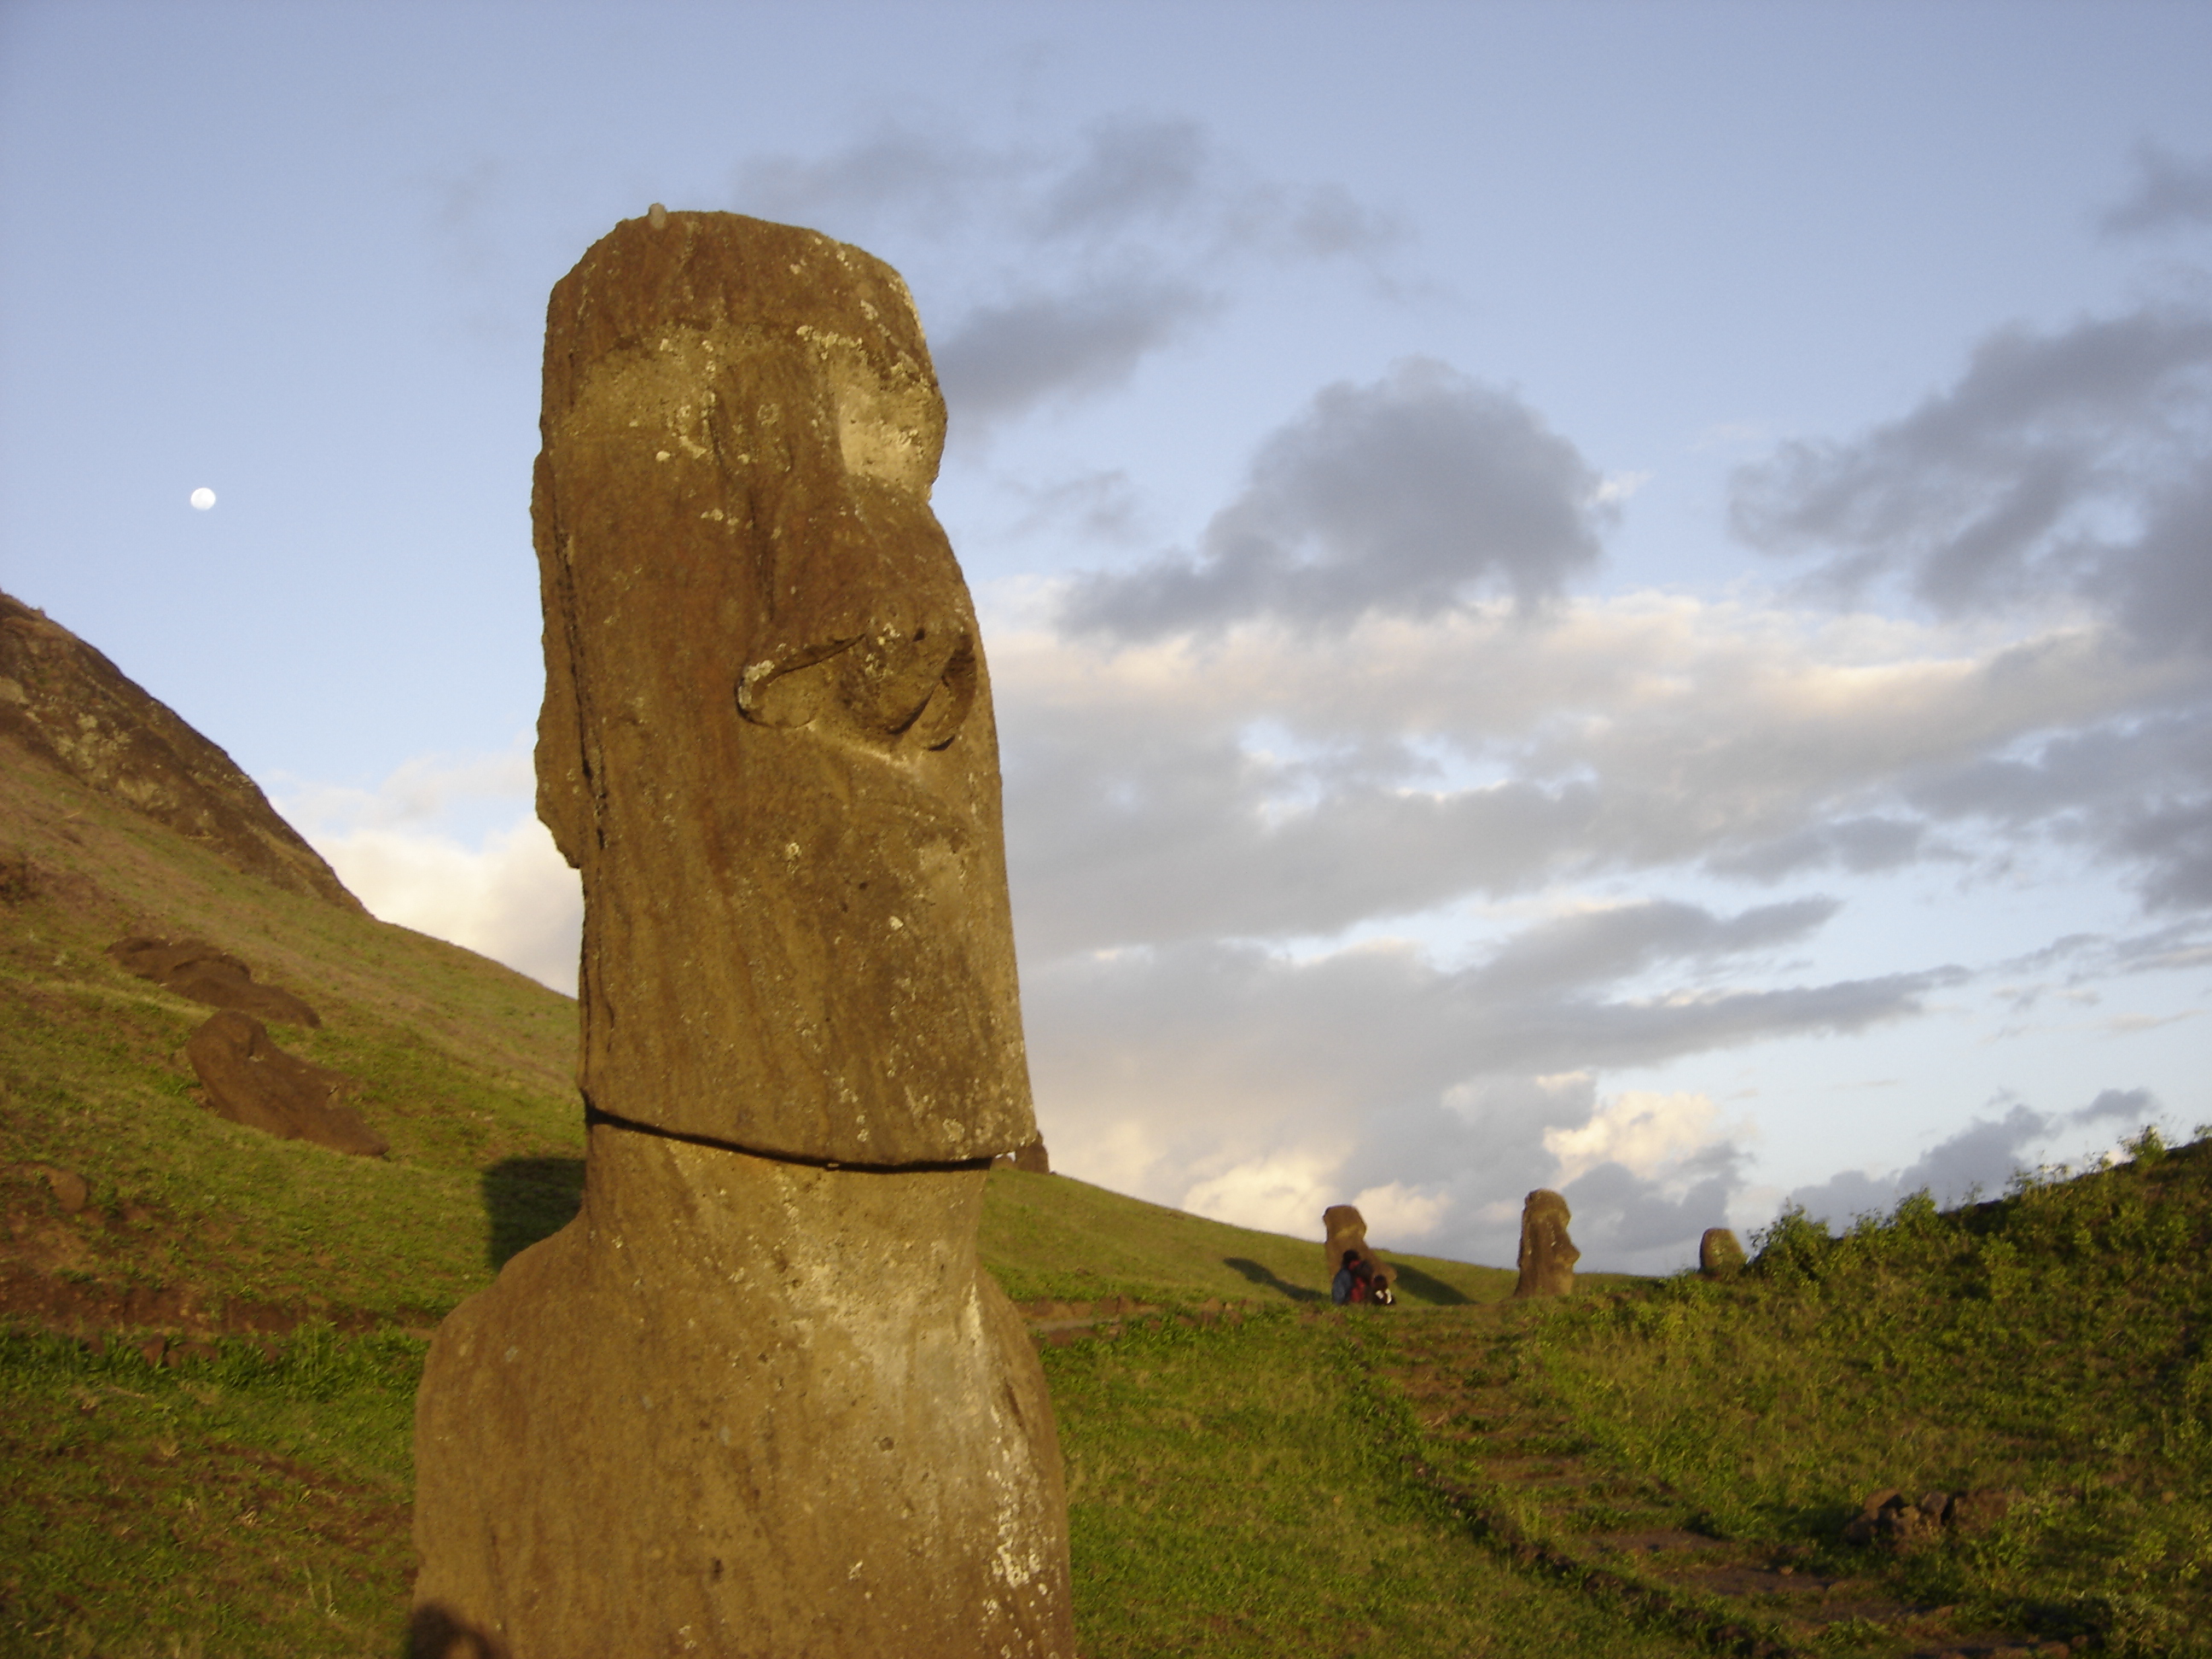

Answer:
[992,1138,1051,1173]
[412,211,1073,1659]
[1322,1203,1390,1289]
[415,1126,1069,1657]
[0,591,361,911]
[108,935,321,1027]
[1513,1189,1579,1298]
[184,1010,386,1158]
[531,211,1031,1167]
[1698,1226,1745,1278]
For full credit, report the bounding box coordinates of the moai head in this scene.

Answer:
[533,210,1036,1166]
[1698,1226,1746,1278]
[1515,1188,1580,1297]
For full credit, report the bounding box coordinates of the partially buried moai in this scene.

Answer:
[1513,1189,1580,1298]
[409,211,1074,1658]
[1321,1203,1391,1292]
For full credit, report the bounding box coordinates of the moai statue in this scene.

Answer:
[1699,1226,1746,1278]
[1322,1203,1391,1292]
[410,211,1074,1658]
[1513,1189,1580,1298]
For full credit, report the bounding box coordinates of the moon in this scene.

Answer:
[189,486,216,510]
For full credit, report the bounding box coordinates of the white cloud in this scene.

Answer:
[276,750,581,993]
[307,818,579,993]
[1349,1180,1453,1242]
[1596,469,1654,505]
[1545,1090,1734,1187]
[1180,1149,1347,1238]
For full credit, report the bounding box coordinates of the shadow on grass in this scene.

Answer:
[1387,1263,1473,1307]
[1222,1257,1325,1303]
[482,1156,585,1271]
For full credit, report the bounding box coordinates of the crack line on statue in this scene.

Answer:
[582,1099,998,1173]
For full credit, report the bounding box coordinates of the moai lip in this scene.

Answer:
[533,209,1038,1167]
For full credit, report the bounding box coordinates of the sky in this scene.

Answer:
[3,0,2209,1272]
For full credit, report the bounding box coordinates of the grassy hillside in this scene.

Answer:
[14,696,2205,1656]
[2,738,585,1334]
[980,1165,1522,1307]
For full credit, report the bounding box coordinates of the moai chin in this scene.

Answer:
[410,212,1074,1658]
[1513,1188,1580,1298]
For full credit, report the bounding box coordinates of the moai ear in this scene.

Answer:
[532,452,590,869]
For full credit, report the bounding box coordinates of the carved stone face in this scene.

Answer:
[533,212,1036,1165]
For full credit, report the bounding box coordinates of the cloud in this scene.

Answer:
[276,751,581,992]
[1730,300,2212,655]
[2098,143,2212,238]
[1707,816,1933,882]
[1545,1090,1734,1186]
[1784,1085,2165,1225]
[1059,358,1609,637]
[992,596,2186,956]
[731,114,1403,434]
[309,818,580,993]
[1022,901,1941,1271]
[1906,702,2212,914]
[931,278,1221,422]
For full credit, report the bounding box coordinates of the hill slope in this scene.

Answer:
[3,591,1614,1658]
[0,591,1513,1335]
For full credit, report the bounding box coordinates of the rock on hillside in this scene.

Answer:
[0,590,360,911]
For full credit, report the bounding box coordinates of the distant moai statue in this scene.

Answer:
[1322,1202,1392,1291]
[993,1138,1051,1173]
[1514,1189,1580,1298]
[1699,1226,1746,1278]
[410,211,1074,1658]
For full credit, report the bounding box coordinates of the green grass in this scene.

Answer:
[0,748,585,1329]
[981,1166,1521,1307]
[0,1328,419,1657]
[1037,1307,1707,1658]
[1498,1130,2212,1655]
[13,719,2212,1654]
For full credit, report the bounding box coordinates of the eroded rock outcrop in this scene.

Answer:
[410,210,1074,1659]
[0,591,361,911]
[185,1010,385,1157]
[108,936,321,1027]
[1514,1189,1579,1298]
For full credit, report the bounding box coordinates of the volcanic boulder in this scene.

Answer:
[1514,1189,1580,1298]
[184,1010,385,1158]
[410,210,1074,1658]
[108,936,321,1027]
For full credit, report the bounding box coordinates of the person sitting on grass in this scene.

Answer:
[1331,1249,1364,1305]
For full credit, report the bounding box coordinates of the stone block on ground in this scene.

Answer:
[184,1010,385,1157]
[109,935,321,1026]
